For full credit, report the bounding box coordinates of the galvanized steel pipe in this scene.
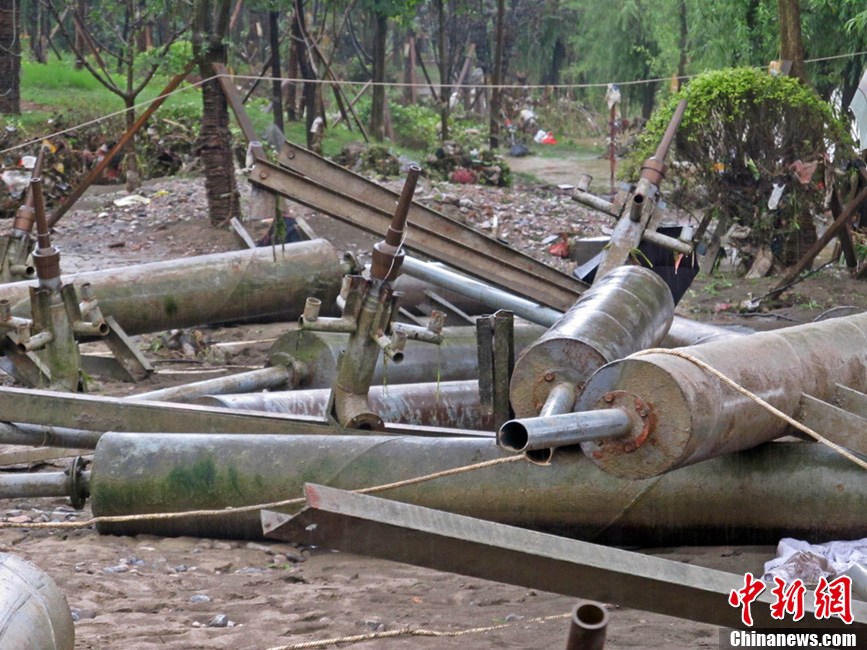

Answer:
[498,410,631,454]
[0,553,74,650]
[133,366,295,403]
[577,310,867,479]
[196,380,485,430]
[0,241,344,335]
[90,435,866,545]
[0,471,84,499]
[509,265,674,418]
[566,601,609,650]
[401,256,564,325]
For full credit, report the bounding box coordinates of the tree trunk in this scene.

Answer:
[286,8,299,122]
[676,0,687,89]
[269,10,284,133]
[403,33,417,106]
[370,12,387,141]
[488,0,504,149]
[436,0,449,141]
[194,0,241,228]
[778,0,808,85]
[0,0,21,114]
[293,0,320,151]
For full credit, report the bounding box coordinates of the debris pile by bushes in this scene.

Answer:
[335,143,400,178]
[0,111,199,220]
[427,142,511,187]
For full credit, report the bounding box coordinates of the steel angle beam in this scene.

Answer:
[798,394,867,456]
[263,484,866,630]
[0,385,492,440]
[250,153,586,312]
[836,383,867,420]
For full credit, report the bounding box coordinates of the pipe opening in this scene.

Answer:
[525,448,553,465]
[391,351,405,364]
[574,602,608,629]
[97,322,110,336]
[497,421,529,452]
[632,194,645,205]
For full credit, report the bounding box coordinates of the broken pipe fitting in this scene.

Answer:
[370,165,420,281]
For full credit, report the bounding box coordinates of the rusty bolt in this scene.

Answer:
[259,170,269,179]
[623,441,636,453]
[543,372,555,382]
[603,392,615,403]
[638,406,650,417]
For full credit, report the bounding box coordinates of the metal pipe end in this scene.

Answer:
[497,420,529,453]
[524,448,553,465]
[566,600,609,650]
[573,601,609,630]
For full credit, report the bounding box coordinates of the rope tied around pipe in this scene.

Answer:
[630,347,867,472]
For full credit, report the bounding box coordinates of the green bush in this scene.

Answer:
[389,103,440,150]
[623,67,850,266]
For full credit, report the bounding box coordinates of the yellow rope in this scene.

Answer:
[264,613,571,650]
[631,348,867,471]
[0,455,522,530]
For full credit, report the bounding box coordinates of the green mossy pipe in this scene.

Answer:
[0,240,344,335]
[90,435,866,546]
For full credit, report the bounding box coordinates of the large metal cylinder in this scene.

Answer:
[1,241,344,335]
[196,380,485,429]
[577,311,867,479]
[90,434,866,545]
[398,255,741,348]
[271,324,544,389]
[509,266,674,417]
[0,553,74,650]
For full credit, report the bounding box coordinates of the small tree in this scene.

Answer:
[0,0,21,115]
[47,0,187,189]
[625,67,849,270]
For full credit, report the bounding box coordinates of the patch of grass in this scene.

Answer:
[700,277,734,296]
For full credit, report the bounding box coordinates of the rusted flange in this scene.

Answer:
[592,390,654,456]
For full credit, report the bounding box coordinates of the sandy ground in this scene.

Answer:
[0,153,865,649]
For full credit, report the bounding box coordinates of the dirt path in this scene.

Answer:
[507,152,613,192]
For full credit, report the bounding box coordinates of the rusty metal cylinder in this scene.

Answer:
[577,311,867,479]
[90,435,866,545]
[195,380,485,430]
[271,324,545,388]
[0,241,343,335]
[0,553,75,650]
[509,265,674,418]
[566,601,609,650]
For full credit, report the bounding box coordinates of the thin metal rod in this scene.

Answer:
[132,366,293,403]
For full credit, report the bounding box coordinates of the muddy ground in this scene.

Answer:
[1,152,866,649]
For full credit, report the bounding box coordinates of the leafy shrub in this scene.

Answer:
[389,103,440,151]
[624,67,850,267]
